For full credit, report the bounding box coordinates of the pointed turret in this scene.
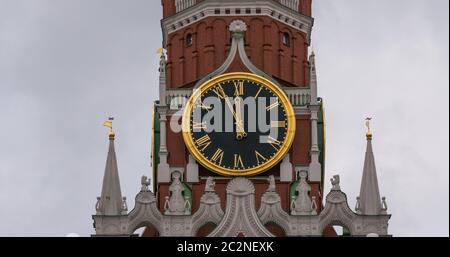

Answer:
[309,50,318,105]
[358,119,385,215]
[96,118,124,216]
[308,49,322,182]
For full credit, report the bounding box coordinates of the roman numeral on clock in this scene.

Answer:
[196,104,213,111]
[212,84,227,99]
[271,120,286,128]
[211,148,224,165]
[254,87,263,98]
[266,101,280,111]
[195,135,211,152]
[234,154,244,169]
[267,136,282,150]
[193,122,207,130]
[255,151,268,165]
[233,80,244,96]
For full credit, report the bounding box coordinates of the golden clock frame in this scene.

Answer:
[182,72,296,177]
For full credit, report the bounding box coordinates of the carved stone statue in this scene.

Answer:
[165,171,188,215]
[331,175,341,191]
[267,175,276,192]
[381,197,388,214]
[184,196,192,214]
[163,196,170,212]
[121,197,128,215]
[355,196,362,214]
[95,197,102,214]
[141,176,151,192]
[292,170,314,215]
[205,177,216,192]
[311,196,318,215]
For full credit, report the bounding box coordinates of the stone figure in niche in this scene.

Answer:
[291,170,314,215]
[164,196,170,212]
[184,196,192,214]
[165,171,187,215]
[205,177,216,192]
[311,196,318,215]
[267,175,276,192]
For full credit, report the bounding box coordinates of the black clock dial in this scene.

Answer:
[182,73,295,176]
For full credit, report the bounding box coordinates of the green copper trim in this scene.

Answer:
[152,102,161,192]
[318,99,326,192]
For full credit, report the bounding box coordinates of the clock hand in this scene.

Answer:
[223,96,246,135]
[234,97,247,140]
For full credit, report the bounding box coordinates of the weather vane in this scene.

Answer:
[103,117,115,138]
[365,117,373,139]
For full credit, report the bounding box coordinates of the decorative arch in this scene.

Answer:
[248,17,265,68]
[127,191,163,235]
[195,222,218,237]
[209,178,274,237]
[257,190,291,235]
[212,18,228,68]
[168,33,182,87]
[191,190,224,236]
[183,28,195,47]
[318,190,356,235]
[265,222,287,237]
[269,21,281,77]
[195,21,208,77]
[183,27,194,37]
[131,222,159,237]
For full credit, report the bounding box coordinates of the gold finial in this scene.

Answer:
[365,117,373,140]
[157,47,165,57]
[103,117,115,140]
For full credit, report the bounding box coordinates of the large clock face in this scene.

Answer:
[182,72,296,177]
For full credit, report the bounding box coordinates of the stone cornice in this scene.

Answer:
[161,0,314,45]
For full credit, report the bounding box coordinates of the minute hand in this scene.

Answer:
[234,97,247,140]
[224,97,246,135]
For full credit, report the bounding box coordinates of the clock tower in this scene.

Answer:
[92,0,391,238]
[152,0,325,236]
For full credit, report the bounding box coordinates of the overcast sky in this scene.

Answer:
[0,0,448,237]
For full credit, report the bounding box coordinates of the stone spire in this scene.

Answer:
[158,48,167,106]
[96,119,124,216]
[358,119,384,215]
[309,50,318,105]
[308,49,322,182]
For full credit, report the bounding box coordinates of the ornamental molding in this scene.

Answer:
[229,19,248,33]
[93,175,391,237]
[209,178,274,237]
[161,0,314,45]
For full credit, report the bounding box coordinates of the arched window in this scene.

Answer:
[282,32,290,47]
[186,33,193,47]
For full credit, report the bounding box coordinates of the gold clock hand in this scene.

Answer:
[224,96,246,134]
[234,97,247,140]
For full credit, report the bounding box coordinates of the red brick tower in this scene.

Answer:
[149,0,327,236]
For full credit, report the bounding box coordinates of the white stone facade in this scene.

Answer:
[93,176,391,237]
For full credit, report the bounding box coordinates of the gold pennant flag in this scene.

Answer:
[103,120,113,129]
[103,117,114,133]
